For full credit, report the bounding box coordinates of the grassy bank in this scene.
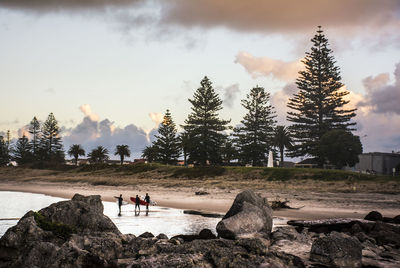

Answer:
[0,164,399,193]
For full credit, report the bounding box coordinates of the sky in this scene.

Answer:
[0,0,399,159]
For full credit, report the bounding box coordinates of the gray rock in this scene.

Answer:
[216,190,272,239]
[156,233,168,240]
[310,231,362,268]
[139,232,155,238]
[365,211,383,222]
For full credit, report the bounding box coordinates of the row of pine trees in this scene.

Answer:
[0,28,362,168]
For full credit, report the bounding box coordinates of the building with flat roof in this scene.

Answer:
[346,152,400,175]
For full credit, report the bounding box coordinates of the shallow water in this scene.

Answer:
[0,191,287,238]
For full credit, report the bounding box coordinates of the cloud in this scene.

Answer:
[79,104,99,121]
[62,105,151,159]
[270,83,297,124]
[235,52,302,81]
[161,0,400,34]
[148,112,163,127]
[360,63,400,115]
[223,84,240,108]
[0,0,138,12]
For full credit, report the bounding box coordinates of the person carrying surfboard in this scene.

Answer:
[144,193,150,210]
[114,194,123,216]
[135,195,141,213]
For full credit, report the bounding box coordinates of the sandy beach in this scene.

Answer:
[1,180,399,220]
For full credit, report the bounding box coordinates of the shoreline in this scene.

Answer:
[1,180,398,221]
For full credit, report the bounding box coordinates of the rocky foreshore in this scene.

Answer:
[0,190,399,267]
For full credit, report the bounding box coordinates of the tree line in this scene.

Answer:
[0,27,362,169]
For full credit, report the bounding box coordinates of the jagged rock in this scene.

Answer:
[310,231,362,268]
[139,232,155,238]
[394,215,400,224]
[365,211,383,222]
[216,190,272,239]
[156,233,168,240]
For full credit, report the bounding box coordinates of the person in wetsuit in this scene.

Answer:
[144,193,150,211]
[135,194,141,213]
[114,194,123,216]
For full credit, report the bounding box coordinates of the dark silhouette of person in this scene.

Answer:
[114,194,123,216]
[135,194,141,213]
[144,193,150,211]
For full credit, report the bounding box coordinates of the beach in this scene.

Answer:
[1,179,399,220]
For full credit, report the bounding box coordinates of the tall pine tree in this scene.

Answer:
[183,76,231,165]
[39,113,65,163]
[29,116,41,156]
[12,135,33,165]
[0,135,10,166]
[233,86,276,166]
[152,109,181,165]
[287,27,356,165]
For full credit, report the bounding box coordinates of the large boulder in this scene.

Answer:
[310,232,362,268]
[216,190,273,239]
[38,193,120,234]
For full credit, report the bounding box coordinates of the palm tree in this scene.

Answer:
[67,144,85,165]
[114,145,131,165]
[273,126,292,167]
[87,146,109,163]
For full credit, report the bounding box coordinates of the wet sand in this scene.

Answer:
[1,180,399,220]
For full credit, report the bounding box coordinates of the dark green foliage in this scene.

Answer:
[183,76,231,165]
[29,116,41,156]
[116,162,160,174]
[273,126,293,167]
[67,144,85,165]
[114,144,130,165]
[220,138,237,165]
[152,110,181,164]
[142,145,158,163]
[39,113,65,163]
[172,166,226,178]
[87,146,109,163]
[0,136,10,166]
[318,129,363,168]
[34,212,76,240]
[233,86,276,166]
[287,27,356,164]
[78,163,112,172]
[178,131,190,166]
[12,135,33,165]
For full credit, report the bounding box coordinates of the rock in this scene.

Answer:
[139,232,155,238]
[156,233,168,240]
[195,191,209,195]
[183,210,223,218]
[394,215,400,224]
[310,232,362,268]
[216,190,272,239]
[364,211,383,221]
[199,229,216,240]
[38,193,120,234]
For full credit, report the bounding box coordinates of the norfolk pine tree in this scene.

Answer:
[0,136,10,166]
[233,86,276,166]
[12,135,33,165]
[152,110,180,165]
[39,113,65,163]
[29,116,41,157]
[183,76,231,165]
[287,27,356,166]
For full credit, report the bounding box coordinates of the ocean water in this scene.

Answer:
[0,191,221,238]
[0,191,287,238]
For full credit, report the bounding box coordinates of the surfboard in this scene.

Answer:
[130,197,149,206]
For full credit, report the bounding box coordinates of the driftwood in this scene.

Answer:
[270,200,304,210]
